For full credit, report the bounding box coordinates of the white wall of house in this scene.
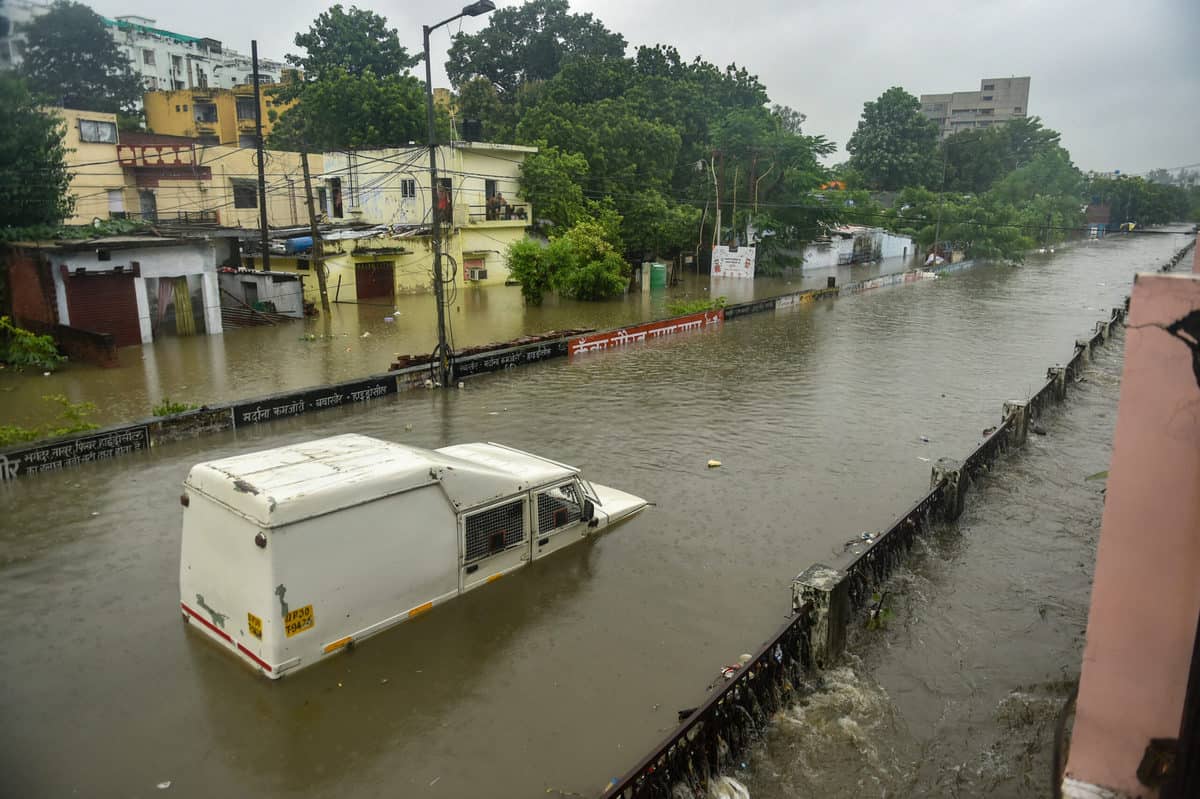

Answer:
[49,241,221,343]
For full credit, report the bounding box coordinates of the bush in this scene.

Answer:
[0,316,65,372]
[506,218,630,304]
[667,296,727,316]
[152,398,198,416]
[0,394,98,447]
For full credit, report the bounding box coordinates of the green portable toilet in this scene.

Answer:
[649,262,668,289]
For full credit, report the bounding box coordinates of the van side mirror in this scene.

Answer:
[581,499,595,522]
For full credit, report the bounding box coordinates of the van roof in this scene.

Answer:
[184,434,579,527]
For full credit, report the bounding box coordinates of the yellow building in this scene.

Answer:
[276,143,537,300]
[55,108,128,225]
[143,84,295,147]
[55,106,320,231]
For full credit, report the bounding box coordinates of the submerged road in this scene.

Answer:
[0,230,1190,798]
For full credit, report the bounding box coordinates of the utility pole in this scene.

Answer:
[423,25,451,386]
[251,40,271,271]
[300,147,330,312]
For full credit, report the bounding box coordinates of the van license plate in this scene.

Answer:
[284,605,315,637]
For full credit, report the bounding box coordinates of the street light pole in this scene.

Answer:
[422,1,495,387]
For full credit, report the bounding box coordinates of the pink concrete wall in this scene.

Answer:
[1067,271,1200,795]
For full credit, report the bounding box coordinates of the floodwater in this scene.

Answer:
[744,333,1125,799]
[2,255,912,429]
[0,230,1189,799]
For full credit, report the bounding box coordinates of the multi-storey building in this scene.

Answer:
[0,0,48,68]
[143,84,296,146]
[291,143,537,296]
[0,6,286,98]
[920,77,1031,139]
[105,15,285,93]
[55,106,319,229]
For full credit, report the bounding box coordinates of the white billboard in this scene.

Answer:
[711,245,756,279]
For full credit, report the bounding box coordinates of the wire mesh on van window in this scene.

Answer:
[538,483,582,534]
[464,499,525,564]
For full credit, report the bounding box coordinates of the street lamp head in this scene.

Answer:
[462,1,496,16]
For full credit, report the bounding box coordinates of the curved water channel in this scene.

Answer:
[0,230,1189,798]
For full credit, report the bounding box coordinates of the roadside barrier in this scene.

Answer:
[0,241,1184,484]
[595,241,1200,799]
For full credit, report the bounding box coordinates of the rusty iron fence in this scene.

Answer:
[597,238,1199,799]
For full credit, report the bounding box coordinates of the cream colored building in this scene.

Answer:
[920,77,1031,140]
[304,143,536,298]
[55,106,320,231]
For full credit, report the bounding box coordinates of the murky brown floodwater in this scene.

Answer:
[744,330,1125,799]
[0,231,1189,799]
[1,256,914,428]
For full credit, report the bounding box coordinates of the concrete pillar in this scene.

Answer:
[1095,320,1108,342]
[1075,338,1092,366]
[201,271,223,335]
[931,457,966,522]
[133,275,153,344]
[1047,366,1067,401]
[792,564,850,669]
[1003,400,1030,447]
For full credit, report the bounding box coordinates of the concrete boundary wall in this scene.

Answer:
[0,245,1147,483]
[597,238,1195,799]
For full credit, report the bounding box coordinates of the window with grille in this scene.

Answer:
[401,179,416,198]
[537,482,582,534]
[232,180,258,209]
[464,499,525,565]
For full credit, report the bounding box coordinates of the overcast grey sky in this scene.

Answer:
[92,0,1200,174]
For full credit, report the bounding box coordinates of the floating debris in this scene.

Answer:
[707,459,722,468]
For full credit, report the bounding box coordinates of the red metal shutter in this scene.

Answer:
[355,261,395,300]
[64,273,141,347]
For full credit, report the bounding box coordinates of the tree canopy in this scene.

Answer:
[846,87,939,191]
[285,4,419,81]
[19,0,143,114]
[446,0,627,97]
[0,75,74,230]
[270,6,442,151]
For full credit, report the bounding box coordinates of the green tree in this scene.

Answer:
[999,116,1061,171]
[518,144,590,232]
[0,75,73,229]
[846,87,939,190]
[619,190,700,260]
[285,5,418,82]
[940,127,1009,194]
[268,69,431,151]
[446,0,626,98]
[506,216,629,304]
[19,1,143,113]
[270,6,438,151]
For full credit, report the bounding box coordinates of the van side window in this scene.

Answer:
[464,499,525,564]
[537,483,582,533]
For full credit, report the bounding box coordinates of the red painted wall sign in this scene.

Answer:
[568,310,724,356]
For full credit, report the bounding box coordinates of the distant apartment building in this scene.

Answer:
[0,0,47,68]
[143,84,296,146]
[0,7,286,97]
[920,77,1031,139]
[105,15,285,93]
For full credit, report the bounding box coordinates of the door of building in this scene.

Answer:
[139,190,157,221]
[64,272,141,347]
[354,261,395,301]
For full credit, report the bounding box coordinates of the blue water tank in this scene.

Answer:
[284,236,313,254]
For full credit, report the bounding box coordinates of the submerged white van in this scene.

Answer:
[179,434,647,679]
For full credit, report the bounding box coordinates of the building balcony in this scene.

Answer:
[467,202,530,226]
